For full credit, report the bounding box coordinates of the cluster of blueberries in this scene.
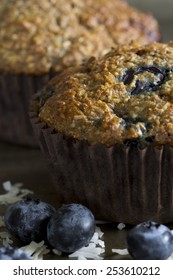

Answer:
[1,197,95,260]
[0,196,173,260]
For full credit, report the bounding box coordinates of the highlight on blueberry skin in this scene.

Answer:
[47,203,96,253]
[0,246,31,260]
[126,221,173,260]
[4,196,56,243]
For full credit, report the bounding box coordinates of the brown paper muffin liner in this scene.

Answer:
[30,103,173,224]
[0,72,55,147]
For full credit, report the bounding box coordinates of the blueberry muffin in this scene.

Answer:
[37,42,173,147]
[30,42,173,224]
[0,0,160,146]
[0,0,160,74]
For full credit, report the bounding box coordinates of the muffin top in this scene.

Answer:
[0,0,160,74]
[37,42,173,147]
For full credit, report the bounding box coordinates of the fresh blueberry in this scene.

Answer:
[4,196,56,243]
[126,221,173,260]
[47,203,95,253]
[0,246,31,260]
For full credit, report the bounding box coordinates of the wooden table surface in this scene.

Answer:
[0,0,173,260]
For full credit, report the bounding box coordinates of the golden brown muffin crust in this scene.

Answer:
[38,42,173,147]
[0,0,160,74]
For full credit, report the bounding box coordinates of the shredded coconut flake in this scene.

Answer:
[117,223,126,230]
[0,231,13,247]
[69,243,105,260]
[32,246,50,260]
[112,248,129,255]
[0,181,33,205]
[52,248,62,256]
[3,236,13,247]
[20,240,50,260]
[68,226,105,260]
[90,232,105,248]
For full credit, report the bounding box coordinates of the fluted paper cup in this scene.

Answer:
[30,96,173,224]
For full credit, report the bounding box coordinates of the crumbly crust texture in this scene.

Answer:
[38,42,173,147]
[0,0,160,74]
